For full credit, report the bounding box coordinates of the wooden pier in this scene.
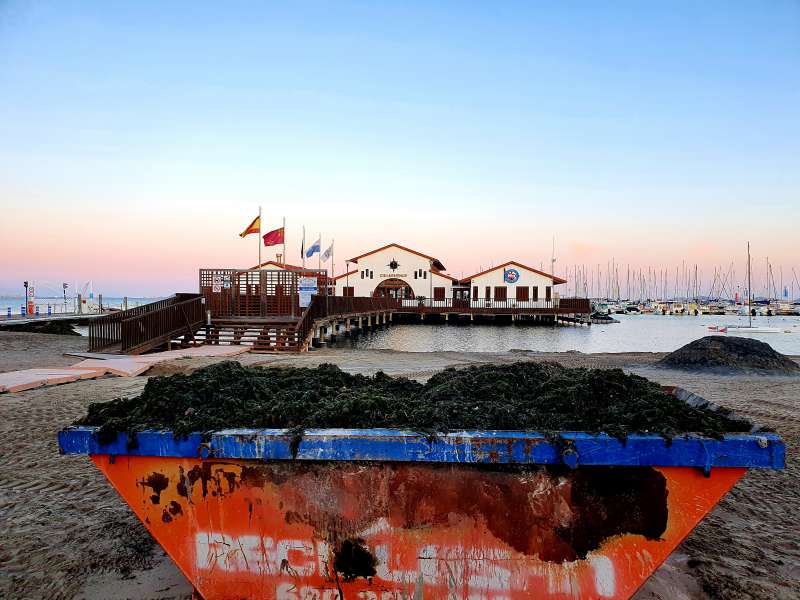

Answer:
[82,269,591,355]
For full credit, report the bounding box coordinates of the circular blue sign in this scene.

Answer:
[504,268,520,284]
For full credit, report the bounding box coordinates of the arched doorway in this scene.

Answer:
[373,278,415,299]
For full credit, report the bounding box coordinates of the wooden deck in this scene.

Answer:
[395,297,592,317]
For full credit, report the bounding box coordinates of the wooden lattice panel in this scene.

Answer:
[198,269,237,317]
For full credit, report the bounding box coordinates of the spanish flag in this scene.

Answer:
[239,215,261,238]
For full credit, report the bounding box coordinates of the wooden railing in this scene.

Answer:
[295,296,399,349]
[88,294,204,353]
[557,298,593,313]
[121,294,205,354]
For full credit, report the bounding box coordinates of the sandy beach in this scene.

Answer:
[0,331,798,599]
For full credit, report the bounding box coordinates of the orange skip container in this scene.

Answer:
[59,391,783,600]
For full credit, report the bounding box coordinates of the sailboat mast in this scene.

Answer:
[747,242,752,328]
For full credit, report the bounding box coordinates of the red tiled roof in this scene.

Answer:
[249,261,326,277]
[347,243,446,272]
[460,261,567,285]
[250,260,307,271]
[432,269,458,282]
[331,270,358,281]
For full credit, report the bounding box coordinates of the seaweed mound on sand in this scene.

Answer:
[659,336,800,374]
[77,360,752,444]
[1,320,80,336]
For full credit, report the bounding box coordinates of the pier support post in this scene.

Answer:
[329,321,338,343]
[344,318,351,337]
[312,325,325,348]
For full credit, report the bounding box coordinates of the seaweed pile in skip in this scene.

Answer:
[76,360,753,445]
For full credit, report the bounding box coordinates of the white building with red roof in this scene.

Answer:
[330,245,565,307]
[459,261,567,307]
[332,243,458,301]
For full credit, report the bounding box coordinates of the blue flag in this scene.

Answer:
[305,238,320,258]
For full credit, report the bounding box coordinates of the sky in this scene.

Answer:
[0,1,798,297]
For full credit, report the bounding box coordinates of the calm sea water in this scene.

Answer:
[338,314,800,355]
[3,297,799,354]
[0,296,161,315]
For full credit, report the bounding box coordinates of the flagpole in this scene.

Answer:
[282,216,286,266]
[258,205,262,268]
[318,232,322,275]
[302,226,306,270]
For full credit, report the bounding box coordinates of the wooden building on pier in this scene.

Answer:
[88,245,590,355]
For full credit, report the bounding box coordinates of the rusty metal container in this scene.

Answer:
[59,389,784,600]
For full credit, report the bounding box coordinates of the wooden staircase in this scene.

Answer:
[175,317,301,353]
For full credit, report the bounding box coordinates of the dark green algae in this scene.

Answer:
[77,360,752,446]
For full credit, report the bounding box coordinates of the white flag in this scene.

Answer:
[321,241,334,262]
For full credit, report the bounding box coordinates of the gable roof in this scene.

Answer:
[331,270,358,281]
[432,269,459,282]
[460,261,567,285]
[250,261,323,274]
[347,243,446,272]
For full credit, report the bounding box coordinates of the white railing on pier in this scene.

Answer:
[399,298,561,310]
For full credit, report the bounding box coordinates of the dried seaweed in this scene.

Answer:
[78,360,752,445]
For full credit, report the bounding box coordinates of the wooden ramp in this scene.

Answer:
[89,294,205,355]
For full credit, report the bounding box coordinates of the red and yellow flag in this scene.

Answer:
[239,215,261,238]
[262,226,285,247]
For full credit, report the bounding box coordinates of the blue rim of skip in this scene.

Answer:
[58,427,785,470]
[57,387,785,470]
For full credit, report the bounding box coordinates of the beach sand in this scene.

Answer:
[1,332,798,599]
[0,330,86,374]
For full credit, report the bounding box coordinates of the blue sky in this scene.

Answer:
[0,1,798,295]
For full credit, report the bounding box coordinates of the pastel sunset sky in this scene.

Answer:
[1,1,798,296]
